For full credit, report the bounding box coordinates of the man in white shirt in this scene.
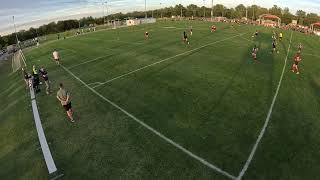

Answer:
[52,49,60,65]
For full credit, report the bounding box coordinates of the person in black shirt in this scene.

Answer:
[183,31,189,45]
[39,67,50,94]
[22,68,31,89]
[32,65,40,93]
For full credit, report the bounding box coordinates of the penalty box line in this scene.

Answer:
[91,33,247,89]
[61,64,237,180]
[236,31,294,180]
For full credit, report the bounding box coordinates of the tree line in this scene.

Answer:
[1,3,319,49]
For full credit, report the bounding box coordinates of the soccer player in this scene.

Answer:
[279,32,283,41]
[298,43,303,52]
[22,68,30,89]
[190,26,193,36]
[252,45,259,61]
[292,52,302,74]
[255,30,259,37]
[183,31,189,45]
[56,83,75,123]
[211,25,216,32]
[52,49,60,65]
[32,65,40,93]
[145,31,149,40]
[39,67,50,95]
[272,31,277,41]
[272,40,279,54]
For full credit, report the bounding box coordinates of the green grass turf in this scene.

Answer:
[1,20,320,179]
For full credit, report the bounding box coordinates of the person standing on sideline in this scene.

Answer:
[52,49,60,65]
[56,83,75,122]
[39,66,50,94]
[32,65,40,93]
[22,68,31,89]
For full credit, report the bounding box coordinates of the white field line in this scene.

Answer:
[87,82,103,87]
[61,64,236,180]
[63,48,78,54]
[231,26,254,43]
[20,49,58,175]
[236,31,293,180]
[68,54,114,70]
[30,88,57,174]
[106,39,144,45]
[303,53,320,58]
[84,37,144,45]
[92,33,246,88]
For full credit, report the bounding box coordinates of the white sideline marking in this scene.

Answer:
[30,88,57,174]
[92,33,246,88]
[87,82,103,87]
[236,31,293,180]
[20,49,58,175]
[61,64,236,180]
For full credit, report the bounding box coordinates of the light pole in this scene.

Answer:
[211,0,213,21]
[252,0,255,20]
[160,3,163,18]
[102,1,105,25]
[203,0,206,18]
[12,16,20,48]
[145,0,147,18]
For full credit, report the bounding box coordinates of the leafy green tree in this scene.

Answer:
[296,10,306,25]
[235,4,246,18]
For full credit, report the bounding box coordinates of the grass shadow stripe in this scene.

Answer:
[92,33,247,88]
[61,64,236,180]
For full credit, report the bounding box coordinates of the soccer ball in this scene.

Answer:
[252,36,254,38]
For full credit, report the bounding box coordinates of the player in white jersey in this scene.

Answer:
[52,49,60,65]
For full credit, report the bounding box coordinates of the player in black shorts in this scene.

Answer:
[32,65,40,93]
[183,31,189,45]
[39,67,50,94]
[145,31,149,40]
[272,40,279,54]
[252,45,259,60]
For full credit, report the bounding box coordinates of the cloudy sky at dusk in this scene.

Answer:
[1,0,320,35]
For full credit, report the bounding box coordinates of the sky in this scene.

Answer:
[1,0,320,35]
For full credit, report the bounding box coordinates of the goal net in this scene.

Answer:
[12,49,27,73]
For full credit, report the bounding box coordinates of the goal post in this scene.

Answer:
[11,49,27,73]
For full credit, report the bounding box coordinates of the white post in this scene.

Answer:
[203,0,206,18]
[211,0,213,21]
[160,3,163,18]
[145,0,147,18]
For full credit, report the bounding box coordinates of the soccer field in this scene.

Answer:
[1,20,320,179]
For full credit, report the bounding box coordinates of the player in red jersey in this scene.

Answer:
[292,52,302,74]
